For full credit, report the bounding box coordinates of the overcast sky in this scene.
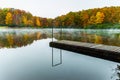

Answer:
[0,0,120,18]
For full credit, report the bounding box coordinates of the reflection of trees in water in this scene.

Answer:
[54,31,120,47]
[117,65,120,80]
[112,65,120,80]
[0,32,47,48]
[115,65,120,80]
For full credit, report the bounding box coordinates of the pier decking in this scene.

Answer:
[50,40,120,63]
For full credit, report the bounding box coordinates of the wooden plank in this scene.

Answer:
[50,40,120,63]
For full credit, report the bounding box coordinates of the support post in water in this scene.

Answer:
[51,23,62,67]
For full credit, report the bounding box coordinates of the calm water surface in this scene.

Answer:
[0,28,119,80]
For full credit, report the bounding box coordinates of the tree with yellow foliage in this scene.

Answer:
[27,20,33,26]
[5,12,13,25]
[36,17,41,27]
[22,16,27,26]
[88,15,96,25]
[95,12,105,24]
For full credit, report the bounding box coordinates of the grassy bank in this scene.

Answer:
[0,26,8,29]
[85,23,120,29]
[0,23,120,29]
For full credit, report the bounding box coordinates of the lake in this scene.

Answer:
[0,28,119,80]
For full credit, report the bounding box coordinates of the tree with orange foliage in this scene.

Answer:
[80,11,89,27]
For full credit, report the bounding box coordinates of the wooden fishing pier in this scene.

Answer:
[50,40,120,63]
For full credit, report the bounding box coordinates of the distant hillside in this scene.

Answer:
[0,6,120,28]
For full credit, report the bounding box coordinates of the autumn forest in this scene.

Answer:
[0,6,120,28]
